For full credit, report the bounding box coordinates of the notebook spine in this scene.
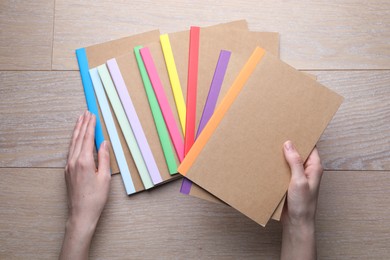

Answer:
[75,48,105,150]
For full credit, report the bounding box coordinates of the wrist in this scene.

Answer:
[60,215,98,259]
[282,209,316,230]
[283,215,315,227]
[283,217,315,231]
[281,220,317,260]
[282,219,316,243]
[66,215,97,240]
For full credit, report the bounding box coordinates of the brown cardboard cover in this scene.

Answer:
[198,30,279,129]
[84,30,161,174]
[184,51,343,226]
[109,100,145,192]
[189,74,318,222]
[115,52,178,182]
[144,42,184,140]
[86,30,160,68]
[187,30,281,219]
[83,21,247,175]
[168,20,248,100]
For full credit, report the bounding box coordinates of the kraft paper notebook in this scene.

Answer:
[97,64,155,189]
[140,43,185,162]
[106,59,163,185]
[111,51,180,184]
[75,20,251,195]
[158,20,248,140]
[133,46,179,175]
[180,29,280,178]
[163,21,248,150]
[86,49,181,193]
[89,68,142,194]
[76,30,160,175]
[178,29,283,219]
[126,21,249,164]
[133,21,246,161]
[178,47,343,226]
[93,45,184,192]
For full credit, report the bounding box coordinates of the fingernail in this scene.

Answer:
[284,141,294,151]
[78,115,83,122]
[84,110,89,116]
[99,141,106,151]
[102,140,109,150]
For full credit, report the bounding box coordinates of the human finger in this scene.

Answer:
[283,140,305,181]
[80,113,96,158]
[72,110,91,159]
[305,147,323,188]
[97,141,111,176]
[68,114,84,161]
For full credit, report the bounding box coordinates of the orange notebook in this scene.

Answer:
[178,47,343,226]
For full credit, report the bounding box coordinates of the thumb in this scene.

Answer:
[98,141,111,175]
[283,141,305,180]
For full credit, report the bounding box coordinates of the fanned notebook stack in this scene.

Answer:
[76,20,343,227]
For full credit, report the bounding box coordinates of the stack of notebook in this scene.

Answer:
[76,20,343,227]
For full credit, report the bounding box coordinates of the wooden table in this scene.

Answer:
[1,1,389,258]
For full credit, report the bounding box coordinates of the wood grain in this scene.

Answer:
[1,71,388,171]
[52,0,390,70]
[314,71,390,170]
[0,0,54,70]
[0,71,86,167]
[2,1,390,258]
[317,171,390,259]
[0,168,389,259]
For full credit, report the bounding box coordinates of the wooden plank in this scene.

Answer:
[0,71,86,167]
[1,71,388,171]
[314,71,390,171]
[0,168,67,259]
[0,168,389,258]
[0,0,54,70]
[317,171,390,259]
[52,0,390,70]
